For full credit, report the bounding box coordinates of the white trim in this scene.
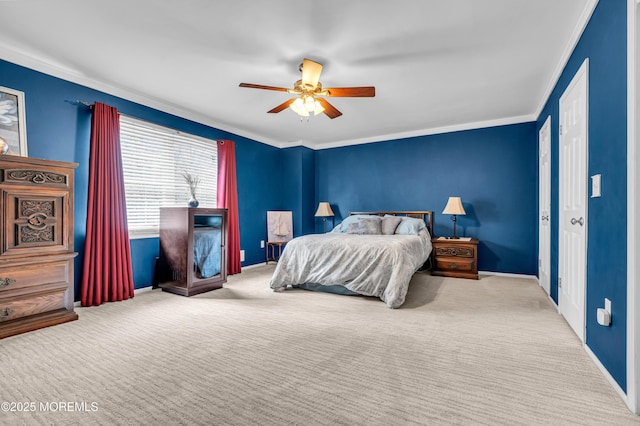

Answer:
[628,0,640,415]
[73,286,155,307]
[586,344,629,404]
[534,0,599,118]
[304,114,536,151]
[479,270,537,280]
[241,262,270,270]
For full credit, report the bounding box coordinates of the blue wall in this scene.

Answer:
[279,146,317,237]
[0,58,281,295]
[315,123,538,275]
[536,0,627,389]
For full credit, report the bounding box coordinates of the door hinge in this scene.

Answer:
[559,124,563,136]
[558,277,562,288]
[539,258,542,267]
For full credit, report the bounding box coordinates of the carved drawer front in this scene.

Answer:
[435,245,474,258]
[1,168,69,188]
[0,290,66,323]
[435,258,474,272]
[2,190,69,256]
[0,260,71,295]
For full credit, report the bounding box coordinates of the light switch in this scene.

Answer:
[591,174,601,198]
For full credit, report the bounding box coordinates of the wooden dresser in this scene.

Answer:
[158,207,228,296]
[0,156,78,338]
[431,237,479,280]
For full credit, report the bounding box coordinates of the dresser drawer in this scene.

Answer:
[1,167,71,188]
[0,289,66,323]
[435,257,475,272]
[0,260,71,295]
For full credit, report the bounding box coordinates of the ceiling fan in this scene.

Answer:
[239,58,375,119]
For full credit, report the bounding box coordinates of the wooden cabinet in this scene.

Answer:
[431,237,479,280]
[0,156,78,338]
[158,207,228,296]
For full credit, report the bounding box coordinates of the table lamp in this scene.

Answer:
[315,202,334,233]
[442,197,466,239]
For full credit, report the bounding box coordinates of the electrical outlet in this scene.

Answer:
[591,174,601,198]
[240,250,245,262]
[260,240,264,249]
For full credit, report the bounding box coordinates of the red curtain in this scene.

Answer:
[80,102,135,306]
[217,140,241,275]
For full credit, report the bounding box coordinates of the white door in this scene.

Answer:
[539,116,551,296]
[558,59,588,342]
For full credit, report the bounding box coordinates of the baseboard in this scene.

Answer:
[479,270,538,280]
[242,262,269,270]
[73,264,272,307]
[74,286,156,307]
[585,345,629,406]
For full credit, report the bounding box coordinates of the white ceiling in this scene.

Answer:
[0,0,595,150]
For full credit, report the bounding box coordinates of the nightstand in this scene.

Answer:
[431,237,479,280]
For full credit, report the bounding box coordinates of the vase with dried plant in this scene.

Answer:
[182,171,200,208]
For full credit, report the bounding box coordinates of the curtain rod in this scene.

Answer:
[65,99,93,108]
[64,100,224,144]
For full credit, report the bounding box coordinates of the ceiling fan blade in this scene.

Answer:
[317,98,342,119]
[301,58,323,89]
[267,98,296,114]
[324,86,376,97]
[239,83,289,92]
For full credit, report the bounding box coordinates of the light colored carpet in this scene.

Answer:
[0,265,638,425]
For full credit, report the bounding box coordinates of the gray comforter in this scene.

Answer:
[269,232,432,308]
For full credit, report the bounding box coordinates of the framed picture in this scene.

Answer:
[267,211,293,243]
[0,86,28,156]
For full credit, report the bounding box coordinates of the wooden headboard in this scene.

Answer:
[349,211,433,235]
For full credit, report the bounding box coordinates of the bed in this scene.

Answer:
[269,211,433,308]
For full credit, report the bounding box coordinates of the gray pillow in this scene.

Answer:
[346,217,382,235]
[381,216,402,235]
[333,215,380,233]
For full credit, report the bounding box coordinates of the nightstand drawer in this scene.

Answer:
[431,237,479,280]
[434,245,474,258]
[435,257,475,272]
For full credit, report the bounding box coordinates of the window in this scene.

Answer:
[120,115,217,238]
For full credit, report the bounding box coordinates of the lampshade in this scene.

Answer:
[314,202,334,217]
[442,197,466,215]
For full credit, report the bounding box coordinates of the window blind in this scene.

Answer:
[120,115,217,238]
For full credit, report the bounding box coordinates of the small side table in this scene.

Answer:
[266,241,286,264]
[431,237,479,279]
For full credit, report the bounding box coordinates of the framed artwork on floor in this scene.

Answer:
[267,211,293,242]
[0,86,28,156]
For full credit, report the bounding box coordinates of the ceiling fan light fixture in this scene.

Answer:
[304,96,316,112]
[313,100,325,115]
[289,98,309,117]
[239,58,374,120]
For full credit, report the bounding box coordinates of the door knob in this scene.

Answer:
[570,217,584,226]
